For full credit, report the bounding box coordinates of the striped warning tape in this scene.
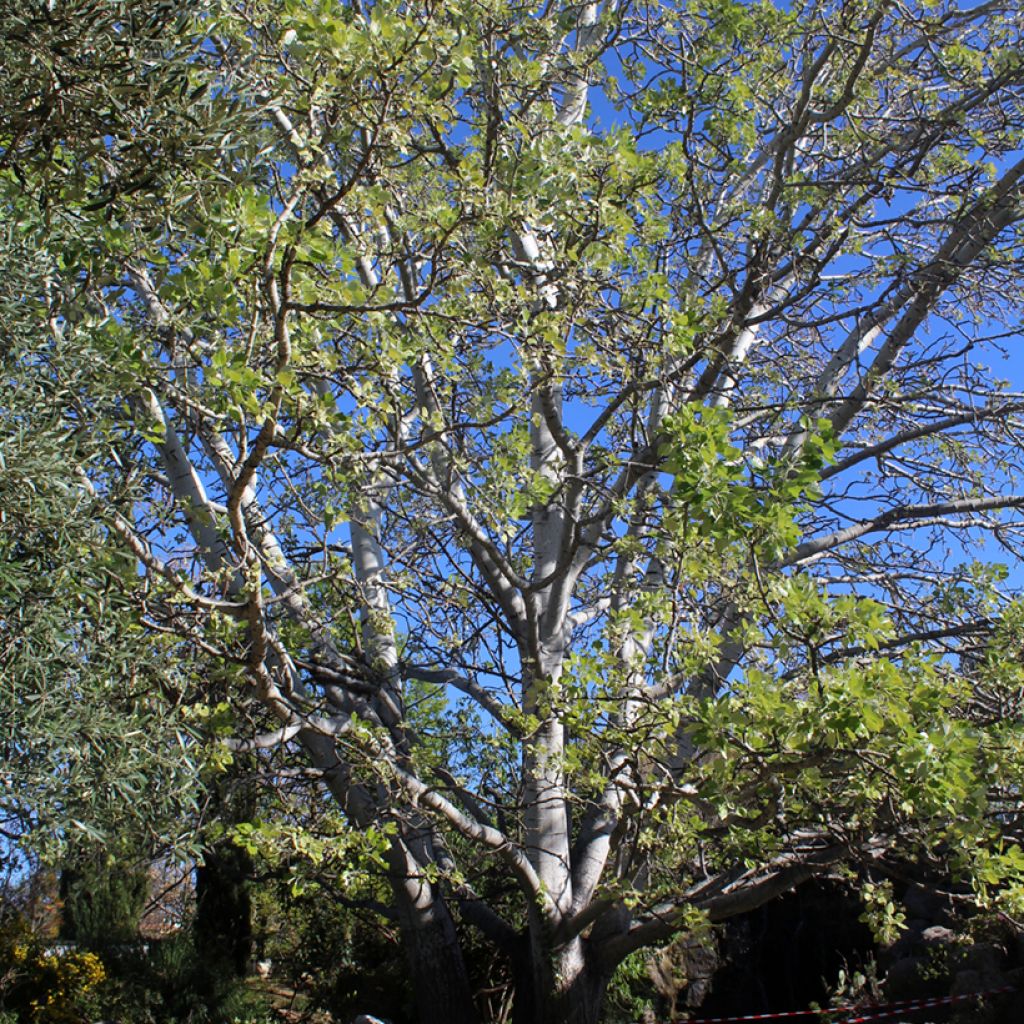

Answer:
[842,985,1016,1024]
[684,1008,834,1021]
[686,983,1016,1023]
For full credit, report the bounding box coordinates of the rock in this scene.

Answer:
[999,985,1024,1024]
[950,970,998,1024]
[903,884,953,924]
[950,968,982,995]
[888,918,929,958]
[648,931,721,1013]
[955,942,1005,976]
[921,925,957,947]
[883,956,931,1000]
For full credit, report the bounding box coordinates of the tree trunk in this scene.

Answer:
[194,838,254,977]
[398,894,479,1024]
[511,935,609,1024]
[387,833,478,1024]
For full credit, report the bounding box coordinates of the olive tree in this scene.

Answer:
[1,0,212,873]
[0,218,202,871]
[6,1,1024,1022]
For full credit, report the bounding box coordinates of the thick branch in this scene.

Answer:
[782,494,1024,567]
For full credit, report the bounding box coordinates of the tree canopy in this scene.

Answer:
[0,165,201,869]
[4,1,1024,1022]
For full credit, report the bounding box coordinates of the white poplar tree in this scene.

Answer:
[7,1,1024,1021]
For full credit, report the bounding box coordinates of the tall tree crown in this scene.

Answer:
[4,1,1024,1020]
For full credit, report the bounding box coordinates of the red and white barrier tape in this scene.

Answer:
[685,1008,827,1022]
[843,985,1016,1023]
[686,984,1016,1023]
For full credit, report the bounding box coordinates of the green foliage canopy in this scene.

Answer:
[4,1,1024,1021]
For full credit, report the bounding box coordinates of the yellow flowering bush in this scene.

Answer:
[1,917,106,1023]
[24,950,106,1024]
